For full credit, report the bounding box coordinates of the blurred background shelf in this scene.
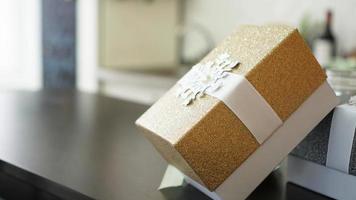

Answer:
[97,67,188,105]
[6,0,356,103]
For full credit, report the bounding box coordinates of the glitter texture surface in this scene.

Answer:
[349,128,356,175]
[291,110,334,165]
[136,24,327,191]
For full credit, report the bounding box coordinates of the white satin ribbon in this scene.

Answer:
[205,73,282,144]
[326,104,356,173]
[176,53,282,144]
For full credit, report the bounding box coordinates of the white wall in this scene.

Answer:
[0,0,41,90]
[77,0,99,93]
[184,0,356,55]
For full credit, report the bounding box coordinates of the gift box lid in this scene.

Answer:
[136,24,327,191]
[292,100,356,176]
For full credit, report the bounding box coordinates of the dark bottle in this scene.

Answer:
[313,10,336,68]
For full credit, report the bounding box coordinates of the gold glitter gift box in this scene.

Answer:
[135,25,339,200]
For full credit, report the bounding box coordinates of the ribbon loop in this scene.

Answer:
[326,104,356,173]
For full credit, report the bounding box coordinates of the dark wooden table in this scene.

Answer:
[0,91,332,200]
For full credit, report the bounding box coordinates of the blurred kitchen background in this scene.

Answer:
[1,0,356,105]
